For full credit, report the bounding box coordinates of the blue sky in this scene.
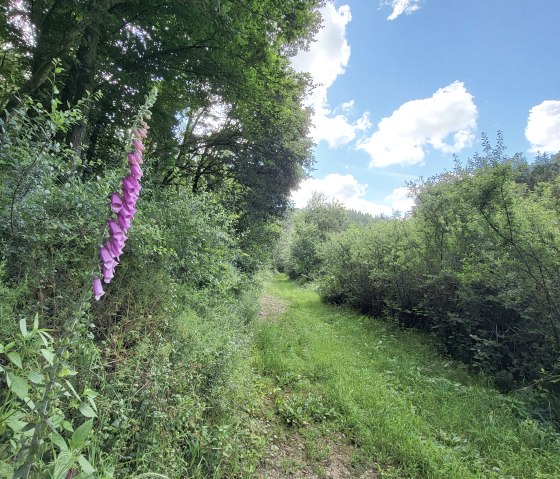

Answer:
[290,0,560,215]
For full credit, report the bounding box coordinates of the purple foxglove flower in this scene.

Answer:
[92,277,105,301]
[133,151,143,164]
[128,152,138,165]
[102,263,116,283]
[123,175,141,195]
[133,139,144,152]
[107,237,125,259]
[123,189,138,209]
[118,208,133,231]
[130,163,143,179]
[138,128,147,138]
[108,219,126,240]
[99,245,114,264]
[110,192,123,214]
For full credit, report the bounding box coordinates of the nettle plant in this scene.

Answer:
[0,88,158,479]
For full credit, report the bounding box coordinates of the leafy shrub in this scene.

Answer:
[282,142,560,424]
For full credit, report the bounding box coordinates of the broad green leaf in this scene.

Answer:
[28,371,45,384]
[7,373,29,399]
[19,318,28,338]
[0,461,14,478]
[51,430,68,451]
[33,313,39,331]
[58,367,77,378]
[12,464,31,479]
[62,420,74,432]
[7,352,22,369]
[82,388,98,399]
[70,419,93,449]
[41,348,55,365]
[5,412,26,433]
[53,450,74,479]
[79,402,97,418]
[77,454,96,475]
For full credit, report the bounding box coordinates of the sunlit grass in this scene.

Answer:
[254,274,560,478]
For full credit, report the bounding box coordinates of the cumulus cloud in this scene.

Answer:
[384,186,415,212]
[291,2,370,148]
[358,81,477,167]
[525,100,560,153]
[291,173,414,216]
[381,0,422,20]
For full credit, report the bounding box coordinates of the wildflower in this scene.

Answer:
[102,263,116,283]
[106,236,125,259]
[93,87,156,302]
[128,151,143,165]
[130,163,143,179]
[92,277,105,300]
[117,206,134,231]
[110,192,123,214]
[99,245,114,264]
[108,219,126,239]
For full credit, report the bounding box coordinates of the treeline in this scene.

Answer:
[280,137,560,425]
[0,1,323,477]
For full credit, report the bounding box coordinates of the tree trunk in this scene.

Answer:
[61,22,102,154]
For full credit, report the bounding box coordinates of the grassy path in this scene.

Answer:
[253,274,560,479]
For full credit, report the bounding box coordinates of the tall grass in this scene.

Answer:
[254,274,560,478]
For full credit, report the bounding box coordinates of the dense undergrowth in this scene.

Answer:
[0,93,269,477]
[279,137,560,427]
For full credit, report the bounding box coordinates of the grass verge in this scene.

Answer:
[253,274,560,479]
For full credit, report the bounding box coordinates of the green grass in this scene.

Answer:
[254,274,560,479]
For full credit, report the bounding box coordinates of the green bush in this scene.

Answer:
[281,145,560,424]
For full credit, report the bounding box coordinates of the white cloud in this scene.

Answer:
[358,81,477,167]
[341,100,355,112]
[382,0,422,20]
[291,173,415,216]
[525,100,560,153]
[384,186,415,213]
[291,2,369,148]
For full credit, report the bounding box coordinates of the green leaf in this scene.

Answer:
[79,402,97,418]
[19,318,28,338]
[70,419,93,449]
[62,420,74,433]
[58,367,77,378]
[28,371,45,384]
[33,313,39,331]
[39,331,53,347]
[82,388,98,399]
[53,450,74,479]
[51,430,69,451]
[41,348,55,365]
[64,379,81,400]
[5,412,26,433]
[0,461,14,478]
[7,352,22,369]
[77,454,96,475]
[7,373,30,399]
